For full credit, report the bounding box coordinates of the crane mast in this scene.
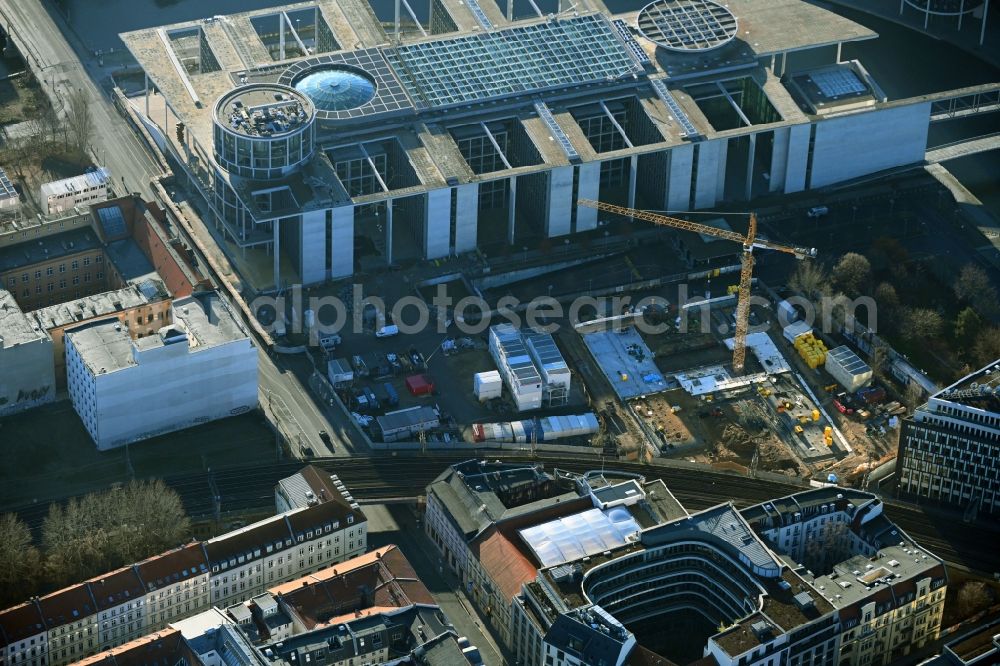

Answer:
[576,199,816,375]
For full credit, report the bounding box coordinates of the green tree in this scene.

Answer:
[954,307,983,351]
[0,514,42,607]
[832,253,871,296]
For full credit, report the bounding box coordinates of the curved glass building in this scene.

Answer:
[212,84,316,180]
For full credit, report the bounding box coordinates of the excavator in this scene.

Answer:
[577,199,817,375]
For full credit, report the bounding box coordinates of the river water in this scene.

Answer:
[836,6,1000,217]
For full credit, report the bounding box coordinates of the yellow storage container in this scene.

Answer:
[812,409,820,422]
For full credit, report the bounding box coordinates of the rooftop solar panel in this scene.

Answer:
[612,19,651,67]
[811,69,867,98]
[0,168,17,200]
[385,15,637,110]
[650,78,699,138]
[465,0,494,30]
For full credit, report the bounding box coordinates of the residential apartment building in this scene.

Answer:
[898,360,1000,515]
[65,292,258,449]
[32,284,172,388]
[1,470,365,666]
[427,461,947,666]
[425,460,687,651]
[0,603,47,666]
[205,500,367,610]
[0,227,110,312]
[133,543,210,634]
[88,568,146,652]
[68,546,481,666]
[36,584,99,666]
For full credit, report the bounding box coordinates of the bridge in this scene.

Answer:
[927,83,1000,122]
[927,132,1000,163]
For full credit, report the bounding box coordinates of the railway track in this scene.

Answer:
[8,454,996,574]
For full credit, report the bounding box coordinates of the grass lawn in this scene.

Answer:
[0,401,277,510]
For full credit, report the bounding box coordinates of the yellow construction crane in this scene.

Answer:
[577,199,817,375]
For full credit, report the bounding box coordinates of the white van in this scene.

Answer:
[807,206,829,218]
[375,324,399,338]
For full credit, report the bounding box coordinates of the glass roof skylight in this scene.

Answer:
[384,15,639,110]
[519,507,641,567]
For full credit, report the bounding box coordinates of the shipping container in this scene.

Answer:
[381,382,400,407]
[474,370,503,401]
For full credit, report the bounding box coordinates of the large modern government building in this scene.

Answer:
[121,0,937,290]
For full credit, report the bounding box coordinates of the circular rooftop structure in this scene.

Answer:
[212,84,316,180]
[637,0,738,53]
[293,66,377,112]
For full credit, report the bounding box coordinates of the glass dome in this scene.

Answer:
[293,66,377,112]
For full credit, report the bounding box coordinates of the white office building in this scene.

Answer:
[40,169,110,216]
[65,292,258,449]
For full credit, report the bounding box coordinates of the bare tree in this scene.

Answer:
[901,307,944,342]
[65,88,94,155]
[903,381,925,411]
[955,581,994,620]
[832,253,872,296]
[972,327,1000,368]
[42,480,190,586]
[788,261,830,299]
[869,343,891,380]
[953,264,999,318]
[0,514,42,607]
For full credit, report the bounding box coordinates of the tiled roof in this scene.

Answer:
[0,602,47,647]
[87,567,145,612]
[70,628,186,666]
[471,527,539,602]
[37,584,97,628]
[133,543,209,592]
[269,546,433,630]
[284,496,365,539]
[202,514,293,567]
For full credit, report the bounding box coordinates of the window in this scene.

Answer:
[59,264,66,273]
[59,280,66,289]
[47,284,54,292]
[34,270,41,279]
[71,260,79,270]
[97,272,104,279]
[83,257,90,266]
[84,273,91,282]
[73,276,80,285]
[47,267,54,276]
[6,277,13,287]
[95,256,103,263]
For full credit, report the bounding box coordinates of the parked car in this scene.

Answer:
[319,430,332,445]
[376,324,399,338]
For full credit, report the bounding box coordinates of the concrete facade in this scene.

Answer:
[64,293,257,450]
[0,290,55,417]
[120,0,957,291]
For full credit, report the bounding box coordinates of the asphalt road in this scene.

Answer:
[0,0,161,198]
